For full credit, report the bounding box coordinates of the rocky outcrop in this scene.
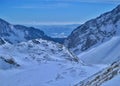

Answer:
[75,60,120,86]
[0,56,20,69]
[0,38,5,45]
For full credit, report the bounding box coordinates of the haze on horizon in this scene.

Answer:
[0,0,120,25]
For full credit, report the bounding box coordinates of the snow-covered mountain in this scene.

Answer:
[0,18,57,44]
[0,18,106,86]
[63,4,120,86]
[65,5,120,54]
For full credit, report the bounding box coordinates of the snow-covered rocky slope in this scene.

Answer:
[65,4,120,54]
[78,37,120,64]
[0,39,106,86]
[75,60,120,86]
[101,74,120,86]
[0,38,77,69]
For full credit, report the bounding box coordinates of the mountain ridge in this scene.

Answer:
[65,4,120,54]
[0,18,65,44]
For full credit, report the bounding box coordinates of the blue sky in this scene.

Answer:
[0,0,120,25]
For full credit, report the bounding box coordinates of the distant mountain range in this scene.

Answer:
[34,24,79,38]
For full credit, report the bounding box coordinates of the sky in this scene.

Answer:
[0,0,120,25]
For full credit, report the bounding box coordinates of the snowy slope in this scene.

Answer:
[75,60,120,86]
[0,61,106,86]
[78,36,120,64]
[0,38,107,86]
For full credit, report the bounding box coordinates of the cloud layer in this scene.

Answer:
[13,0,119,9]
